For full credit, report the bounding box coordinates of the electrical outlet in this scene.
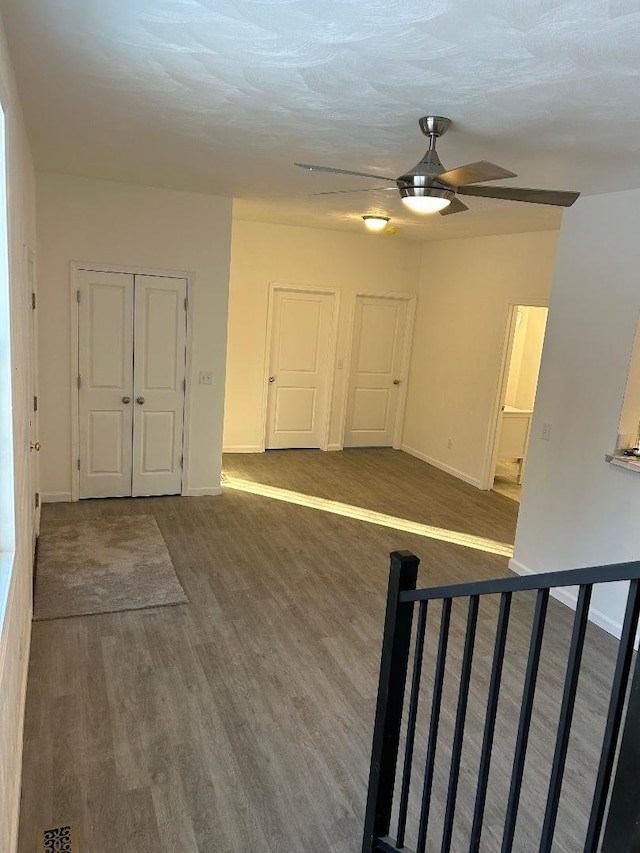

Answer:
[198,371,213,385]
[542,423,552,441]
[447,437,453,450]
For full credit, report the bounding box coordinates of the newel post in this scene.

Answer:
[601,650,640,851]
[362,550,419,853]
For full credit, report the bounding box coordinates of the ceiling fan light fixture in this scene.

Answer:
[400,186,454,214]
[362,215,390,231]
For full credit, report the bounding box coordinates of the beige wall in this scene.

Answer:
[224,220,422,452]
[402,231,558,486]
[0,10,37,852]
[37,173,233,499]
[513,188,640,637]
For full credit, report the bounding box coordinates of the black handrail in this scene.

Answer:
[362,551,640,853]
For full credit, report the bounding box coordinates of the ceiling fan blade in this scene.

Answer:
[437,161,517,187]
[295,162,398,182]
[309,187,398,196]
[439,197,469,216]
[457,185,580,207]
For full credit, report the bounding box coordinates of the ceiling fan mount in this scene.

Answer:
[295,115,580,216]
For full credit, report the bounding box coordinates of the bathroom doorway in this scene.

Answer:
[486,303,549,502]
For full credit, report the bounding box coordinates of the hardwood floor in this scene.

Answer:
[18,449,618,852]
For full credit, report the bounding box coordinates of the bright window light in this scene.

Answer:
[0,102,14,620]
[223,475,513,558]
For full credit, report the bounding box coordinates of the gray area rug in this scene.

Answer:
[34,514,188,620]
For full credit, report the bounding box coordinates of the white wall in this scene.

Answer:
[0,9,37,852]
[224,220,422,452]
[402,231,558,486]
[37,173,233,499]
[512,188,640,637]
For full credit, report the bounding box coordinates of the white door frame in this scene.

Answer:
[338,290,417,451]
[70,262,194,501]
[260,282,340,453]
[479,297,549,491]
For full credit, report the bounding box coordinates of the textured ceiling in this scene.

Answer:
[2,0,640,240]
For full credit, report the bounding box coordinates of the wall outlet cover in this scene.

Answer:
[198,371,213,385]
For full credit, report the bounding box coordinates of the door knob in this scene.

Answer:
[393,379,401,386]
[268,376,276,383]
[122,396,131,404]
[30,441,41,452]
[136,396,145,404]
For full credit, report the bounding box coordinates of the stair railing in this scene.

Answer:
[362,551,640,853]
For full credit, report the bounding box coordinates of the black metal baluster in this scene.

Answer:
[500,588,549,853]
[584,578,640,853]
[469,592,512,853]
[362,552,420,853]
[539,583,593,852]
[441,595,479,853]
[416,597,452,853]
[396,600,428,849]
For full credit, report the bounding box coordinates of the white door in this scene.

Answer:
[132,275,186,496]
[28,251,40,550]
[266,288,334,449]
[78,270,134,498]
[78,271,186,499]
[344,296,408,447]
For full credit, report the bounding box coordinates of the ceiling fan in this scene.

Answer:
[295,116,580,216]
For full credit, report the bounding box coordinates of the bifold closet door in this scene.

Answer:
[132,275,186,497]
[78,270,135,498]
[78,271,186,499]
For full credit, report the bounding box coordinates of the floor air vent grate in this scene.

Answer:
[40,824,77,852]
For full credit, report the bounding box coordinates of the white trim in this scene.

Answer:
[341,290,417,450]
[41,491,72,503]
[183,486,222,497]
[70,262,195,500]
[509,558,628,641]
[261,282,340,452]
[327,443,342,451]
[401,444,482,488]
[222,445,264,454]
[480,298,549,491]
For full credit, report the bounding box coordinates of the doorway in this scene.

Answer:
[343,294,414,448]
[264,285,338,450]
[487,304,548,501]
[76,269,187,499]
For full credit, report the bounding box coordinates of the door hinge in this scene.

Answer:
[31,292,36,309]
[184,296,188,311]
[183,378,187,392]
[33,394,38,412]
[77,374,81,390]
[76,289,80,303]
[180,454,184,469]
[35,492,40,509]
[77,458,81,470]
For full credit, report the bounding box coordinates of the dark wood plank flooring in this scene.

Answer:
[18,449,618,852]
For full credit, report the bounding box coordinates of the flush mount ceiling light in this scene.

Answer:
[362,215,390,231]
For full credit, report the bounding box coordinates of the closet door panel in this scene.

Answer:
[132,275,187,496]
[78,270,134,498]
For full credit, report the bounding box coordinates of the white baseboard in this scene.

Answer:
[401,445,482,489]
[183,486,222,497]
[41,491,72,503]
[509,558,626,641]
[222,445,263,454]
